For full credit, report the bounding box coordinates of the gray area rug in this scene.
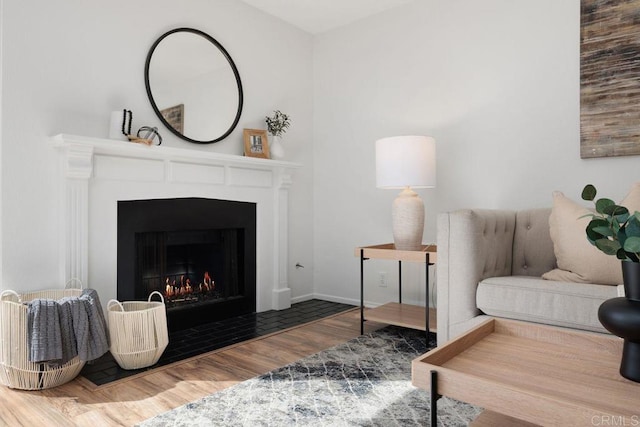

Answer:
[139,326,481,426]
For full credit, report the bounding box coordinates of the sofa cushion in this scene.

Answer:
[543,191,627,285]
[476,275,620,333]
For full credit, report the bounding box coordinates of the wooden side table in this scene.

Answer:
[355,243,437,338]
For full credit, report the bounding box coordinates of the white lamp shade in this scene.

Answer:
[375,135,436,189]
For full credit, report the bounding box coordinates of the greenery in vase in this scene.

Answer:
[582,184,640,262]
[265,110,291,137]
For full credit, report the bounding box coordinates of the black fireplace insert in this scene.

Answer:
[117,198,256,331]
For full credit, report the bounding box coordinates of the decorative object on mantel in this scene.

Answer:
[108,109,160,146]
[136,126,162,146]
[582,184,640,382]
[109,109,132,141]
[243,128,270,159]
[580,1,640,158]
[265,110,291,160]
[375,135,436,251]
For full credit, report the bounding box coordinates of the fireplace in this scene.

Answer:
[117,198,256,331]
[52,135,298,323]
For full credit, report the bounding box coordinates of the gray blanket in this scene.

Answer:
[27,289,109,365]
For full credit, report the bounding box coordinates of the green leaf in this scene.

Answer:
[614,212,630,224]
[612,219,621,234]
[578,213,598,220]
[625,215,640,237]
[623,236,640,253]
[619,228,627,244]
[592,226,614,237]
[586,218,610,241]
[617,248,628,260]
[582,184,597,201]
[595,198,615,214]
[595,239,621,255]
[602,203,627,216]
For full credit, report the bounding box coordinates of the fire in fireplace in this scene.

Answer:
[136,228,242,308]
[162,271,216,303]
[118,198,256,331]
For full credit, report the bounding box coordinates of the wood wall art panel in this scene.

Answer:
[580,0,640,158]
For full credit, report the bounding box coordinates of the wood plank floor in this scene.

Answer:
[0,308,387,426]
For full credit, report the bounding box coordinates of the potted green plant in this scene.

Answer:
[582,183,640,382]
[581,184,640,264]
[265,110,290,137]
[265,110,290,160]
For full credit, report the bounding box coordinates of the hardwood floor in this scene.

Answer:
[0,308,386,426]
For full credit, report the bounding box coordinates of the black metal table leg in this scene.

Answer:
[360,248,365,335]
[430,369,440,427]
[425,252,430,341]
[398,260,402,304]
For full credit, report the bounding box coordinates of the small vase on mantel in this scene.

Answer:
[265,110,290,160]
[269,134,285,160]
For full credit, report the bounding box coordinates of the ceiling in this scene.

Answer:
[239,0,415,35]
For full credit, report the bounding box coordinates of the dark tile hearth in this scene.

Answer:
[81,299,354,386]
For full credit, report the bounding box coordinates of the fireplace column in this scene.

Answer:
[59,143,93,286]
[273,170,293,310]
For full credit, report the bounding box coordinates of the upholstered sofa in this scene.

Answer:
[436,207,625,346]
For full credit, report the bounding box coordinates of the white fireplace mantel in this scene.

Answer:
[50,134,302,311]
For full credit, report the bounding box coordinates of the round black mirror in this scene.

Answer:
[145,28,243,144]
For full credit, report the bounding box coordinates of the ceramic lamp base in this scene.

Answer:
[391,187,424,251]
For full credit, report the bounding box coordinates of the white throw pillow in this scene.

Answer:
[542,184,640,285]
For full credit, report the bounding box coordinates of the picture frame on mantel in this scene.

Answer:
[243,129,270,159]
[580,0,640,159]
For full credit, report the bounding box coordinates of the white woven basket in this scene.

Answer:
[107,291,169,370]
[0,279,86,390]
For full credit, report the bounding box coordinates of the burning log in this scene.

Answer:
[204,272,214,291]
[165,278,174,297]
[161,271,218,305]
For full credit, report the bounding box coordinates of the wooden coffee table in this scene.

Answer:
[412,318,640,426]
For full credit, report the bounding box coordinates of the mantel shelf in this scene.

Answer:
[50,134,303,170]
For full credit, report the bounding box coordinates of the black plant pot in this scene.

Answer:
[598,261,640,382]
[622,260,640,302]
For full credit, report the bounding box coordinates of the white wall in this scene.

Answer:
[312,0,640,307]
[0,0,315,299]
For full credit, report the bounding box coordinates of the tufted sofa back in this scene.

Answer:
[512,208,557,276]
[473,209,515,281]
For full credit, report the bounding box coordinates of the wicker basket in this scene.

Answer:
[107,291,169,370]
[0,280,86,390]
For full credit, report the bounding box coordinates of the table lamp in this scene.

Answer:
[375,135,436,251]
